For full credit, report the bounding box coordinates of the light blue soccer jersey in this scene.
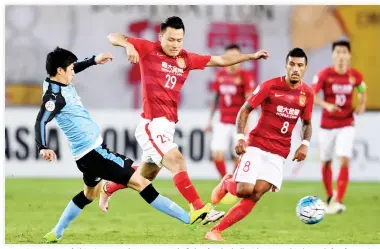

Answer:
[35,56,102,158]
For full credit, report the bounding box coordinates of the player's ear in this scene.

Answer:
[158,33,162,42]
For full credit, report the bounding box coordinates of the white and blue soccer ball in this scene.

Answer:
[296,195,326,225]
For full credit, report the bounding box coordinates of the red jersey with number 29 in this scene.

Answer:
[312,67,363,129]
[247,76,314,158]
[127,37,211,123]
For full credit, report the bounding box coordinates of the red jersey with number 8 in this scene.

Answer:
[312,67,363,129]
[127,37,211,123]
[247,76,314,158]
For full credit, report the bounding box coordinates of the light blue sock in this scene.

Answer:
[150,195,190,224]
[52,200,82,238]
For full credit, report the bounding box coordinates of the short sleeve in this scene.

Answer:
[247,81,271,109]
[188,52,211,70]
[126,37,156,58]
[301,92,314,121]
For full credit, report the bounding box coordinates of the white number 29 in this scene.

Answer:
[165,74,177,89]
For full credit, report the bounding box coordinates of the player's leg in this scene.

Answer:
[206,180,272,241]
[90,145,193,225]
[43,176,102,242]
[329,126,355,214]
[98,162,159,212]
[206,147,284,240]
[319,128,336,205]
[210,122,230,178]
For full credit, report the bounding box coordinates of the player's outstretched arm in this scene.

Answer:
[107,33,140,64]
[206,50,269,67]
[73,53,114,74]
[235,102,253,155]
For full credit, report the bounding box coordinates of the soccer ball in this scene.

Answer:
[296,195,326,225]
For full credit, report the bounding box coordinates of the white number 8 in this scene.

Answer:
[165,74,177,89]
[281,121,289,134]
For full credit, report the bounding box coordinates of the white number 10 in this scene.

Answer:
[165,74,177,89]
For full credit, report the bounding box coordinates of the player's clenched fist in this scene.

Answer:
[126,44,139,64]
[40,149,57,162]
[250,50,269,60]
[292,144,308,162]
[235,139,247,156]
[95,52,114,64]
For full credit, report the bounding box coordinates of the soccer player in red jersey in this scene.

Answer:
[205,44,256,178]
[98,16,269,225]
[312,40,367,214]
[205,48,314,241]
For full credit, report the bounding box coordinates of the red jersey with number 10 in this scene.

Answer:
[127,37,211,123]
[312,67,363,129]
[247,76,314,158]
[211,68,255,124]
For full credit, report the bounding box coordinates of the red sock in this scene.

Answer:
[173,171,204,210]
[212,198,256,232]
[105,165,139,195]
[321,163,333,197]
[336,166,349,203]
[223,178,237,196]
[214,160,227,178]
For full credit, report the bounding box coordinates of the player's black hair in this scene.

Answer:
[332,40,351,52]
[225,44,241,51]
[286,47,308,65]
[160,16,185,33]
[46,47,78,77]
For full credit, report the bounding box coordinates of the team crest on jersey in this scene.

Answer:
[299,95,306,107]
[176,57,186,69]
[349,75,356,85]
[45,100,55,112]
[234,77,241,85]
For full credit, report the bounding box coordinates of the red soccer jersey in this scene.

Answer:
[247,76,314,158]
[127,37,211,123]
[313,67,363,129]
[212,68,255,124]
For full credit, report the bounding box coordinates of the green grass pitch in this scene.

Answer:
[5,179,380,244]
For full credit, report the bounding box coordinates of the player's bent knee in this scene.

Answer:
[236,183,254,198]
[339,157,350,166]
[322,160,332,168]
[212,151,224,161]
[84,183,102,201]
[127,171,151,192]
[251,191,265,202]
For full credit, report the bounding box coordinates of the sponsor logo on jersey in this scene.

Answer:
[276,105,300,119]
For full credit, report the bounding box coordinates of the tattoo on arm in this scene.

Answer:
[236,102,253,134]
[302,119,312,141]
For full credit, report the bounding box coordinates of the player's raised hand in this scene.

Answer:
[235,139,247,156]
[292,144,308,162]
[250,50,269,60]
[126,44,139,64]
[325,103,341,113]
[40,149,57,162]
[95,52,114,64]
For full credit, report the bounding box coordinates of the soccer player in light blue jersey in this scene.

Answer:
[36,47,208,243]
